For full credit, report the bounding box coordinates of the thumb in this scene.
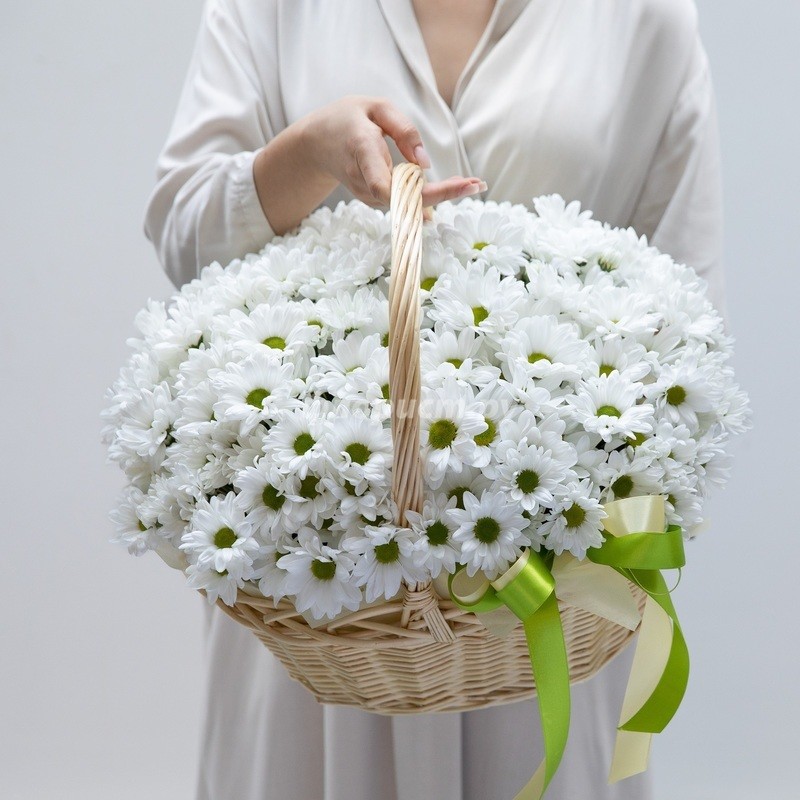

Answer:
[368,99,431,169]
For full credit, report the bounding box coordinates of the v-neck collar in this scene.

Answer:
[377,0,531,118]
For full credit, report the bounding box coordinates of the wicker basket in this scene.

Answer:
[211,163,646,715]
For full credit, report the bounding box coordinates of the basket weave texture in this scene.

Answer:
[211,163,645,715]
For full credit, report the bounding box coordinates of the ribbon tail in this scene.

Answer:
[513,593,571,800]
[608,569,689,783]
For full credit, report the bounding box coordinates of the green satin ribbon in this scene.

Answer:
[587,524,688,736]
[448,551,570,800]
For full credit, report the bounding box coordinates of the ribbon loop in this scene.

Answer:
[587,525,685,571]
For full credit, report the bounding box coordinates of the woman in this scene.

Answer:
[144,1,726,798]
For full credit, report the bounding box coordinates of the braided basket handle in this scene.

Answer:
[388,163,425,525]
[388,163,455,643]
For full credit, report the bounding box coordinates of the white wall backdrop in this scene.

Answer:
[1,2,797,798]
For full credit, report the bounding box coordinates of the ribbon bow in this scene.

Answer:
[448,495,689,797]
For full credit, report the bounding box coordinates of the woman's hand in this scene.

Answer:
[253,96,486,235]
[299,95,487,208]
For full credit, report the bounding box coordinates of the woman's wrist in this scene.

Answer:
[252,118,339,236]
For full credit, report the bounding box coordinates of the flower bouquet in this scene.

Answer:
[102,164,749,796]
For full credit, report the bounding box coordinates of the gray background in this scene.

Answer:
[1,1,797,798]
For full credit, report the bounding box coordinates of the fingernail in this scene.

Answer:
[414,144,431,169]
[460,184,482,197]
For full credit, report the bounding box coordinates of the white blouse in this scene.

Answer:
[143,2,727,798]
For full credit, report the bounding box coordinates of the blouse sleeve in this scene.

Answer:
[143,0,278,289]
[629,22,728,324]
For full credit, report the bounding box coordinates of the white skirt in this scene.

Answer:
[196,601,654,800]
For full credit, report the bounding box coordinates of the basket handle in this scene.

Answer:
[388,163,425,526]
[388,163,456,644]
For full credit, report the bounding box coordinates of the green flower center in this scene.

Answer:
[381,331,390,347]
[599,363,615,376]
[563,503,586,528]
[381,383,390,400]
[666,385,687,406]
[448,486,469,508]
[420,276,437,291]
[374,540,400,564]
[472,305,489,325]
[474,517,501,543]
[667,493,677,507]
[596,404,621,417]
[425,521,450,546]
[429,419,458,449]
[298,474,319,500]
[598,255,617,272]
[311,559,336,580]
[293,432,315,455]
[516,469,540,494]
[473,241,490,250]
[626,431,647,447]
[262,335,286,350]
[307,319,323,328]
[527,352,551,364]
[214,527,237,549]
[261,485,285,511]
[345,442,371,465]
[137,520,148,532]
[246,388,270,408]
[474,417,496,447]
[611,475,634,499]
[446,357,463,368]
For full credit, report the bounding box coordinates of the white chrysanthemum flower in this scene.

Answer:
[498,315,593,382]
[565,373,654,442]
[262,401,329,478]
[419,378,488,488]
[405,494,461,578]
[186,561,252,607]
[280,529,362,619]
[322,409,392,489]
[234,459,297,538]
[315,286,388,339]
[577,286,661,339]
[418,236,462,295]
[420,325,500,388]
[252,541,291,604]
[211,356,303,434]
[109,486,159,556]
[277,470,339,530]
[107,382,175,467]
[540,479,606,559]
[715,385,752,436]
[218,302,318,360]
[308,331,384,398]
[344,345,391,420]
[441,208,528,275]
[345,525,424,603]
[321,475,392,527]
[470,382,518,467]
[596,448,664,502]
[180,493,261,577]
[646,351,719,432]
[437,466,493,510]
[449,490,529,579]
[588,336,652,382]
[428,264,525,340]
[490,444,572,514]
[493,409,575,469]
